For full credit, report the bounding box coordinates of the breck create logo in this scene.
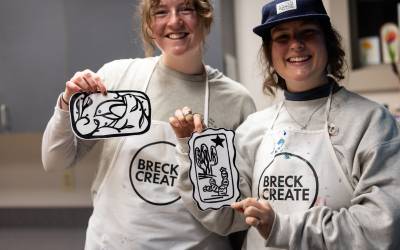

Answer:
[258,152,318,214]
[129,141,180,206]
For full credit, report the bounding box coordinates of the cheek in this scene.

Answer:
[150,25,158,36]
[312,38,328,64]
[194,25,205,41]
[314,46,328,68]
[271,45,285,66]
[322,46,328,63]
[182,13,200,32]
[150,20,164,36]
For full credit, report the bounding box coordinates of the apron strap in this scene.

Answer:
[203,68,209,126]
[269,101,284,130]
[324,83,334,126]
[141,57,160,93]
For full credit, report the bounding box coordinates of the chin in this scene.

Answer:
[291,72,315,82]
[165,46,189,55]
[172,49,190,56]
[172,47,201,58]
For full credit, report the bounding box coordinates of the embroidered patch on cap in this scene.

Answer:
[276,0,297,14]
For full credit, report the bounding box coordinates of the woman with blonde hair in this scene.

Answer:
[42,0,255,249]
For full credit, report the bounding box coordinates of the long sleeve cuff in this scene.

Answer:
[53,94,72,131]
[265,212,291,249]
[176,137,190,154]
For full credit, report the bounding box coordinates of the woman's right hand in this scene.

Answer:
[169,107,205,138]
[231,198,275,240]
[62,69,107,107]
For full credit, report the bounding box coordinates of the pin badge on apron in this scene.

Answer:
[69,90,151,139]
[188,128,241,210]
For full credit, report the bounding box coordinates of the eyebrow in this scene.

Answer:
[271,20,319,33]
[271,26,288,33]
[154,0,192,8]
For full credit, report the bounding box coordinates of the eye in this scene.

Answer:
[272,34,290,44]
[299,28,321,40]
[178,6,195,15]
[152,8,168,17]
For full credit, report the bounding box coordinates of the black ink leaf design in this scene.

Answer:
[73,91,150,138]
[83,97,92,109]
[82,117,90,126]
[139,113,144,128]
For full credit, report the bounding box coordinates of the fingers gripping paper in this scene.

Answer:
[188,128,241,210]
[69,91,151,139]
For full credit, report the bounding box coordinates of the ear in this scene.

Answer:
[272,69,279,83]
[146,26,155,39]
[326,64,332,75]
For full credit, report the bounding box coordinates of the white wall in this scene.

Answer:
[233,0,282,110]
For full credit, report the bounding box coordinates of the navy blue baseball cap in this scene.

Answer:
[253,0,330,38]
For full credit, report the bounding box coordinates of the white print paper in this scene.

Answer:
[188,128,241,210]
[69,90,151,139]
[359,36,381,66]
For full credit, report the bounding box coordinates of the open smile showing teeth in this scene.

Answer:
[287,56,311,63]
[166,32,188,40]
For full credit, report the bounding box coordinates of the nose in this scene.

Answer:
[289,36,305,51]
[167,10,183,28]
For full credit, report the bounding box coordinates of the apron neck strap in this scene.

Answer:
[324,84,334,124]
[269,102,284,130]
[203,73,209,125]
[141,58,158,93]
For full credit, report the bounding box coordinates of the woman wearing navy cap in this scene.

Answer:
[170,0,400,249]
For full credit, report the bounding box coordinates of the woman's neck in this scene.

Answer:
[284,79,340,101]
[161,51,204,75]
[286,75,329,93]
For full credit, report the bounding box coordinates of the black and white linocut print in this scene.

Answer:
[188,128,241,210]
[69,90,151,139]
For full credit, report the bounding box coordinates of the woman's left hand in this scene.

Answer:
[231,197,275,240]
[169,106,205,138]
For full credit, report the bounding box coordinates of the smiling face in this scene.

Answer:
[149,0,204,59]
[270,20,328,92]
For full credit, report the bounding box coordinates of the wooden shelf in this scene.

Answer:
[346,64,400,92]
[0,189,92,208]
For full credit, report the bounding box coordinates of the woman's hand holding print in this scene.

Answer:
[169,106,205,138]
[231,198,275,240]
[61,69,107,109]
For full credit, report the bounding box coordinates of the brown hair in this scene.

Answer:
[260,19,347,95]
[138,0,213,57]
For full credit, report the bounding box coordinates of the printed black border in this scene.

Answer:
[257,152,319,209]
[69,90,151,139]
[188,128,241,211]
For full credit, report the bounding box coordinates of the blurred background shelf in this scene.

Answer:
[326,0,400,93]
[0,134,96,208]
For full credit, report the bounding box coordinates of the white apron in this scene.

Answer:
[246,92,353,250]
[85,60,231,250]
